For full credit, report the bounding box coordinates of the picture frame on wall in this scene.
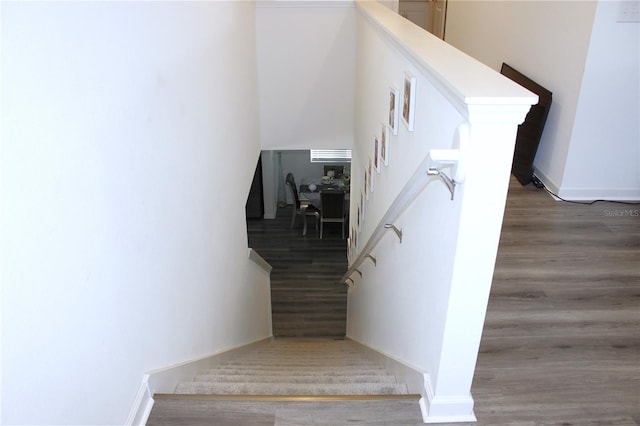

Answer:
[402,72,416,131]
[350,226,356,259]
[360,190,365,222]
[373,136,381,173]
[380,122,390,166]
[364,169,369,200]
[389,86,399,135]
[353,227,358,251]
[367,157,375,192]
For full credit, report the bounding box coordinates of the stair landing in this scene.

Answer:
[147,395,426,426]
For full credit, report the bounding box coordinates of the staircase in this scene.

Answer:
[148,339,424,425]
[147,214,422,424]
[246,207,349,338]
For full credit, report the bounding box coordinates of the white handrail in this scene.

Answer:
[342,150,454,285]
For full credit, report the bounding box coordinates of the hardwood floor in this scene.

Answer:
[247,207,348,338]
[247,180,640,424]
[469,180,640,425]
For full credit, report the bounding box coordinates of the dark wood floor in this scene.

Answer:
[247,207,348,338]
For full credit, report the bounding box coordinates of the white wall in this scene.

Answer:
[561,1,640,200]
[1,2,271,425]
[445,0,639,200]
[255,1,356,151]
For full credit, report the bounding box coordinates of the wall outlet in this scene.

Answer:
[617,1,640,23]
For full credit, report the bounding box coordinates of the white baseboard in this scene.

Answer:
[126,378,154,426]
[248,248,273,273]
[557,186,640,202]
[419,374,477,423]
[125,336,273,426]
[533,168,640,201]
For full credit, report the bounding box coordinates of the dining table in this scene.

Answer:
[299,181,350,236]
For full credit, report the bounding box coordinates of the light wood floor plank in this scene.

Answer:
[472,179,640,425]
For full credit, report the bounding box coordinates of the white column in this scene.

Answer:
[420,104,532,423]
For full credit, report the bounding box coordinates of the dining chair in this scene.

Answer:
[319,190,346,239]
[285,172,319,233]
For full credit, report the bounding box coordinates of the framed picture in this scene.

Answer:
[349,226,353,251]
[389,87,399,135]
[364,169,369,200]
[380,122,390,166]
[351,227,357,259]
[353,227,358,251]
[360,190,366,222]
[357,205,361,232]
[367,157,375,192]
[373,136,381,173]
[402,72,417,131]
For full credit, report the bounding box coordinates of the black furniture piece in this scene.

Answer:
[285,172,319,234]
[245,156,264,219]
[500,63,553,185]
[323,165,344,177]
[319,190,346,239]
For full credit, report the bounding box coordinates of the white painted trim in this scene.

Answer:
[248,248,273,273]
[533,167,640,201]
[345,337,424,394]
[125,337,272,425]
[558,186,640,202]
[125,376,154,426]
[419,374,477,424]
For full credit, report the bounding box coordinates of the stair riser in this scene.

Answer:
[208,368,389,376]
[193,374,398,384]
[222,361,380,367]
[175,383,409,396]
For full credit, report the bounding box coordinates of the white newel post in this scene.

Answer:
[419,104,534,423]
